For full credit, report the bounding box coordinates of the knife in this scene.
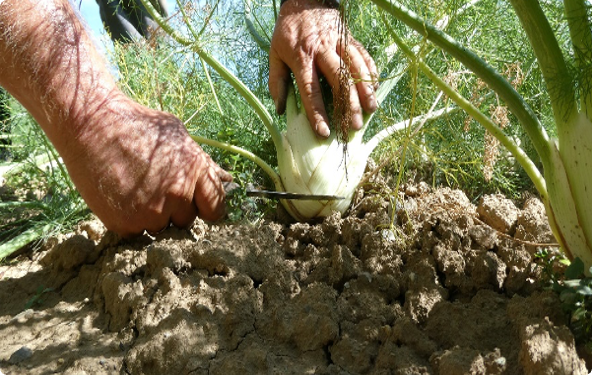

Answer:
[223,182,344,201]
[245,189,344,201]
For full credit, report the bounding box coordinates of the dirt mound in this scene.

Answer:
[0,184,589,374]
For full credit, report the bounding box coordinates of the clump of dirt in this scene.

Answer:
[0,183,589,374]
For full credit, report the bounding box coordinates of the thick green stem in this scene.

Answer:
[509,0,591,262]
[509,0,578,125]
[388,28,547,199]
[564,0,592,119]
[139,0,284,152]
[370,0,552,164]
[0,224,52,260]
[245,0,271,53]
[0,201,46,209]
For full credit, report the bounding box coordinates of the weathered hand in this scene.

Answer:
[65,94,231,236]
[0,0,231,237]
[269,0,378,137]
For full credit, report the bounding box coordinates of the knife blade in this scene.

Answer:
[245,189,345,201]
[223,181,344,201]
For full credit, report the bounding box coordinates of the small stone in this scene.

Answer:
[11,309,35,324]
[9,346,33,364]
[381,229,396,242]
[477,194,519,234]
[78,218,106,242]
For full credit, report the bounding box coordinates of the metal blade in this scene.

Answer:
[246,189,344,201]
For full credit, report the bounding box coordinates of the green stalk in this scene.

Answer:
[139,0,284,152]
[386,27,547,199]
[200,58,224,116]
[195,0,221,39]
[369,0,552,163]
[509,0,578,125]
[245,0,271,53]
[564,0,592,118]
[510,0,591,259]
[0,201,46,209]
[374,0,591,267]
[175,0,199,40]
[0,224,52,260]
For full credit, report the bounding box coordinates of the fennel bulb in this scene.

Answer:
[277,88,372,221]
[542,110,592,269]
[276,85,453,221]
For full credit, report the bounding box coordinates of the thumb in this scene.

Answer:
[193,156,229,222]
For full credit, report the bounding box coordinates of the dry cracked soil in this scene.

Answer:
[0,181,590,375]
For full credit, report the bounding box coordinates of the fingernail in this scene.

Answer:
[318,123,330,138]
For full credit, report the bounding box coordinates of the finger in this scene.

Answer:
[292,57,331,138]
[146,223,171,237]
[193,156,227,222]
[316,48,363,130]
[170,196,199,229]
[269,47,291,115]
[109,223,141,239]
[351,37,379,91]
[216,167,233,183]
[144,216,172,237]
[348,76,364,131]
[343,40,377,114]
[116,210,169,238]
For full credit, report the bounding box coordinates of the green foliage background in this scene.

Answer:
[0,0,577,246]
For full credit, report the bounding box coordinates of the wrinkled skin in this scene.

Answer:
[63,93,232,236]
[269,0,379,137]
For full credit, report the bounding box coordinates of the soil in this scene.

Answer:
[0,180,590,375]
